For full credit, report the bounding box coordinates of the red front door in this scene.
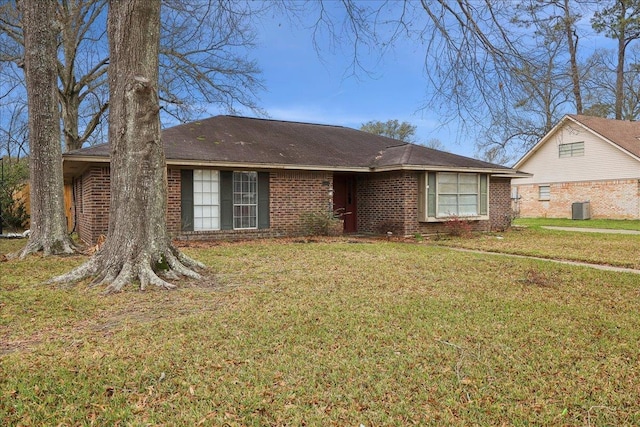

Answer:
[333,174,357,233]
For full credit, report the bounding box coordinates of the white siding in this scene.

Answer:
[516,122,640,185]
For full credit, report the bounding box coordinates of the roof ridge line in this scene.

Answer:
[224,115,347,129]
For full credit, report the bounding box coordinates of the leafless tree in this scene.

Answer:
[583,45,640,120]
[51,0,203,292]
[159,0,267,122]
[0,102,28,161]
[56,0,110,151]
[592,0,640,120]
[17,0,76,256]
[307,1,639,161]
[0,0,266,152]
[424,138,445,150]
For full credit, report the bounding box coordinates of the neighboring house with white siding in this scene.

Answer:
[512,114,640,219]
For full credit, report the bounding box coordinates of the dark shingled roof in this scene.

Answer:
[65,115,515,172]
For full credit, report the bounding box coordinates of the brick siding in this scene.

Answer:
[167,169,181,235]
[489,177,513,231]
[514,179,640,219]
[413,176,513,236]
[358,173,513,237]
[176,170,332,241]
[75,166,110,245]
[269,171,332,235]
[72,166,513,244]
[357,171,419,236]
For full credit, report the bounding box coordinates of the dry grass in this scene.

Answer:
[434,226,640,269]
[2,237,640,425]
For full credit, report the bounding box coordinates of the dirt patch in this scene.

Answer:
[0,339,43,356]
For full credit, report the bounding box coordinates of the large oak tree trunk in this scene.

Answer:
[19,0,76,257]
[51,0,203,292]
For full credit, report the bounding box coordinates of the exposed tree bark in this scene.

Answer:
[50,0,203,293]
[1,0,265,153]
[562,0,583,114]
[617,30,627,120]
[18,0,76,257]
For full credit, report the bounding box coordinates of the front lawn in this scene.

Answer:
[1,238,639,425]
[434,226,640,269]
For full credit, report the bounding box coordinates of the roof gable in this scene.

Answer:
[567,114,640,159]
[515,114,640,168]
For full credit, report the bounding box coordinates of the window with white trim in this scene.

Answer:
[233,171,257,229]
[539,185,550,201]
[193,169,220,230]
[559,142,584,158]
[437,172,481,216]
[419,172,489,221]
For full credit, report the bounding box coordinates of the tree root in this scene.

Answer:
[17,237,78,259]
[171,245,206,270]
[48,244,204,293]
[48,256,101,288]
[164,248,202,280]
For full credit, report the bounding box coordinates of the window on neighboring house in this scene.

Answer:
[418,172,488,221]
[181,169,269,232]
[511,186,519,200]
[539,185,550,201]
[559,141,584,158]
[233,171,257,229]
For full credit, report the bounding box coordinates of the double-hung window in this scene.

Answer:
[181,169,269,231]
[233,171,257,229]
[419,172,488,221]
[538,185,550,201]
[193,169,220,230]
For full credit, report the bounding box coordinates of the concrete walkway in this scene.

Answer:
[444,247,640,275]
[541,226,640,235]
[436,225,640,275]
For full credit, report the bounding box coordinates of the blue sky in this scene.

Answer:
[0,2,615,163]
[203,3,615,163]
[208,7,474,157]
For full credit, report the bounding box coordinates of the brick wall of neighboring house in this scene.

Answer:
[357,171,420,236]
[515,179,640,219]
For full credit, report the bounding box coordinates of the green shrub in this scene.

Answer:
[0,196,29,232]
[1,158,30,233]
[300,210,344,236]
